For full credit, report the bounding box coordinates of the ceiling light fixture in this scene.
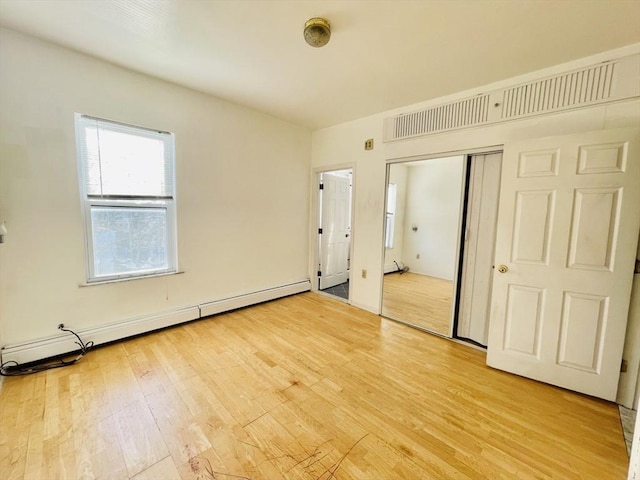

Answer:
[304,18,331,48]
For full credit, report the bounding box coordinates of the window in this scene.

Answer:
[75,114,177,282]
[385,183,397,249]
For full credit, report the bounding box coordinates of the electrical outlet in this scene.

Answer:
[58,323,64,330]
[361,269,367,279]
[364,138,374,150]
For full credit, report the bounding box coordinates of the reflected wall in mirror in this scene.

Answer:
[382,155,465,335]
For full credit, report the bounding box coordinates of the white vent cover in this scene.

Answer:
[391,95,490,139]
[501,63,615,119]
[384,54,639,142]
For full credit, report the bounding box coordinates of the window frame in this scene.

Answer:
[75,114,178,284]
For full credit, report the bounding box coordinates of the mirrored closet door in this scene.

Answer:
[381,155,466,336]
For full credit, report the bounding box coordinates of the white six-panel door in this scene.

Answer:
[319,173,351,290]
[487,129,640,400]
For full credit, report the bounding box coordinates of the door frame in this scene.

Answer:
[310,164,356,302]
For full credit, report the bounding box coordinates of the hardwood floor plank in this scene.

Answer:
[72,415,128,480]
[0,292,628,479]
[101,345,147,415]
[130,456,181,480]
[144,385,212,479]
[113,400,169,478]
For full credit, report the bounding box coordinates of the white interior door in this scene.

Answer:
[319,173,351,290]
[487,128,640,401]
[458,153,502,346]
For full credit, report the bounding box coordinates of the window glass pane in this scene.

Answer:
[387,183,397,214]
[85,126,168,197]
[91,207,169,277]
[385,213,395,249]
[385,184,397,248]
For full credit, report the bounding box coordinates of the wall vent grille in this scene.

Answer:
[392,95,490,140]
[384,54,638,143]
[501,63,615,119]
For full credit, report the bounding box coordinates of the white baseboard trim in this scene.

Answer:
[1,306,200,366]
[199,280,311,317]
[1,279,311,366]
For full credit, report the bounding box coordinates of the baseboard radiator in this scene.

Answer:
[384,263,399,274]
[1,280,311,365]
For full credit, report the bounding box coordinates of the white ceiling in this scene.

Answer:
[0,0,638,129]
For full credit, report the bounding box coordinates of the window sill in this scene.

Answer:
[79,270,184,287]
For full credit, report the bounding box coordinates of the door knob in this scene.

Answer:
[497,265,508,273]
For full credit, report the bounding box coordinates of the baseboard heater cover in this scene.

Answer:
[199,280,311,317]
[2,280,311,366]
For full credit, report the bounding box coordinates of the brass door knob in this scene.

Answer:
[497,265,508,273]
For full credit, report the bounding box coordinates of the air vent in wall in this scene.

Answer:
[501,63,615,119]
[391,95,491,140]
[384,54,638,142]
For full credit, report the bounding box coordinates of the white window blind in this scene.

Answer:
[77,115,174,198]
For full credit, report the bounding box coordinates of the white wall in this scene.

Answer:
[0,28,311,346]
[401,157,464,280]
[311,114,387,312]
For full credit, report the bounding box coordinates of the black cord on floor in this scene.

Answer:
[0,326,94,376]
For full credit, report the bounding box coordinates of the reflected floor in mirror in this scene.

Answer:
[382,271,453,335]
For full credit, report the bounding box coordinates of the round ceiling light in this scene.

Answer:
[304,18,331,48]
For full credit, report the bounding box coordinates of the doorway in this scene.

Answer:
[317,169,353,301]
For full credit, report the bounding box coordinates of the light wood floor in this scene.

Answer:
[382,272,453,335]
[0,293,628,479]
